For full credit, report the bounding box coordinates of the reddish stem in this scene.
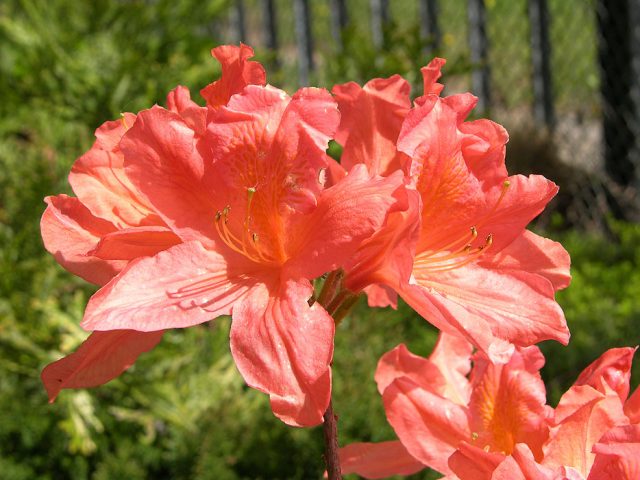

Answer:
[317,269,343,307]
[317,269,359,480]
[323,400,342,480]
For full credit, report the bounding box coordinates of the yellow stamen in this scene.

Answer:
[415,180,509,274]
[213,191,277,264]
[415,234,494,273]
[120,113,130,130]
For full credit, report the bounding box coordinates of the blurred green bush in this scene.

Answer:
[0,1,638,479]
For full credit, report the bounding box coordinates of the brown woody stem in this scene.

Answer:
[323,400,342,480]
[317,270,361,480]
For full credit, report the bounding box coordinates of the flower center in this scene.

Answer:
[415,180,510,273]
[214,187,278,264]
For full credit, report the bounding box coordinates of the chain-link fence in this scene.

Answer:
[223,0,640,228]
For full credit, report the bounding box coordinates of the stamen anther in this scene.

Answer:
[485,234,493,247]
[120,113,130,130]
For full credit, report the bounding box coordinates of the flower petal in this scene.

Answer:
[460,443,556,480]
[68,115,162,228]
[490,444,555,480]
[230,278,334,427]
[41,195,124,285]
[471,174,559,253]
[448,442,504,480]
[121,106,218,246]
[383,376,470,475]
[207,85,339,219]
[479,230,571,291]
[339,441,425,479]
[574,347,637,403]
[375,343,448,395]
[90,226,182,260]
[363,284,398,308]
[402,264,568,363]
[421,57,446,96]
[588,424,640,480]
[458,117,509,186]
[344,187,421,295]
[623,386,640,423]
[468,347,549,459]
[542,385,629,477]
[429,332,474,405]
[200,43,266,109]
[42,330,163,402]
[81,241,259,332]
[285,165,407,280]
[332,75,411,175]
[166,85,207,135]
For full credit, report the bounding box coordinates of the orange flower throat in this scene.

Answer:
[214,187,279,265]
[415,180,510,274]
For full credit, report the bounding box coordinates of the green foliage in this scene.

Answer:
[0,0,227,130]
[541,221,640,404]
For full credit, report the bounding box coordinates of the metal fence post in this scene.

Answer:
[331,0,349,51]
[630,0,640,193]
[597,0,637,188]
[231,0,246,43]
[467,0,491,114]
[528,0,555,130]
[370,0,389,50]
[294,0,314,86]
[262,0,279,58]
[419,0,440,58]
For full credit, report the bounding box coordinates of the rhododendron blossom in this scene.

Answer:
[41,44,266,403]
[40,42,593,480]
[333,59,571,362]
[41,44,407,428]
[449,347,640,479]
[341,339,640,479]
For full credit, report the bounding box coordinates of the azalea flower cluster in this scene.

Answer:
[340,335,640,480]
[42,43,623,477]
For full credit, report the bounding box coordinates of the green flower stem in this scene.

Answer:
[331,293,359,327]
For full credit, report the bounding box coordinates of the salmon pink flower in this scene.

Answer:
[41,45,266,403]
[332,74,411,176]
[40,110,181,403]
[448,347,638,480]
[340,333,550,478]
[57,73,406,426]
[334,58,570,360]
[331,72,420,309]
[341,341,639,480]
[398,87,571,360]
